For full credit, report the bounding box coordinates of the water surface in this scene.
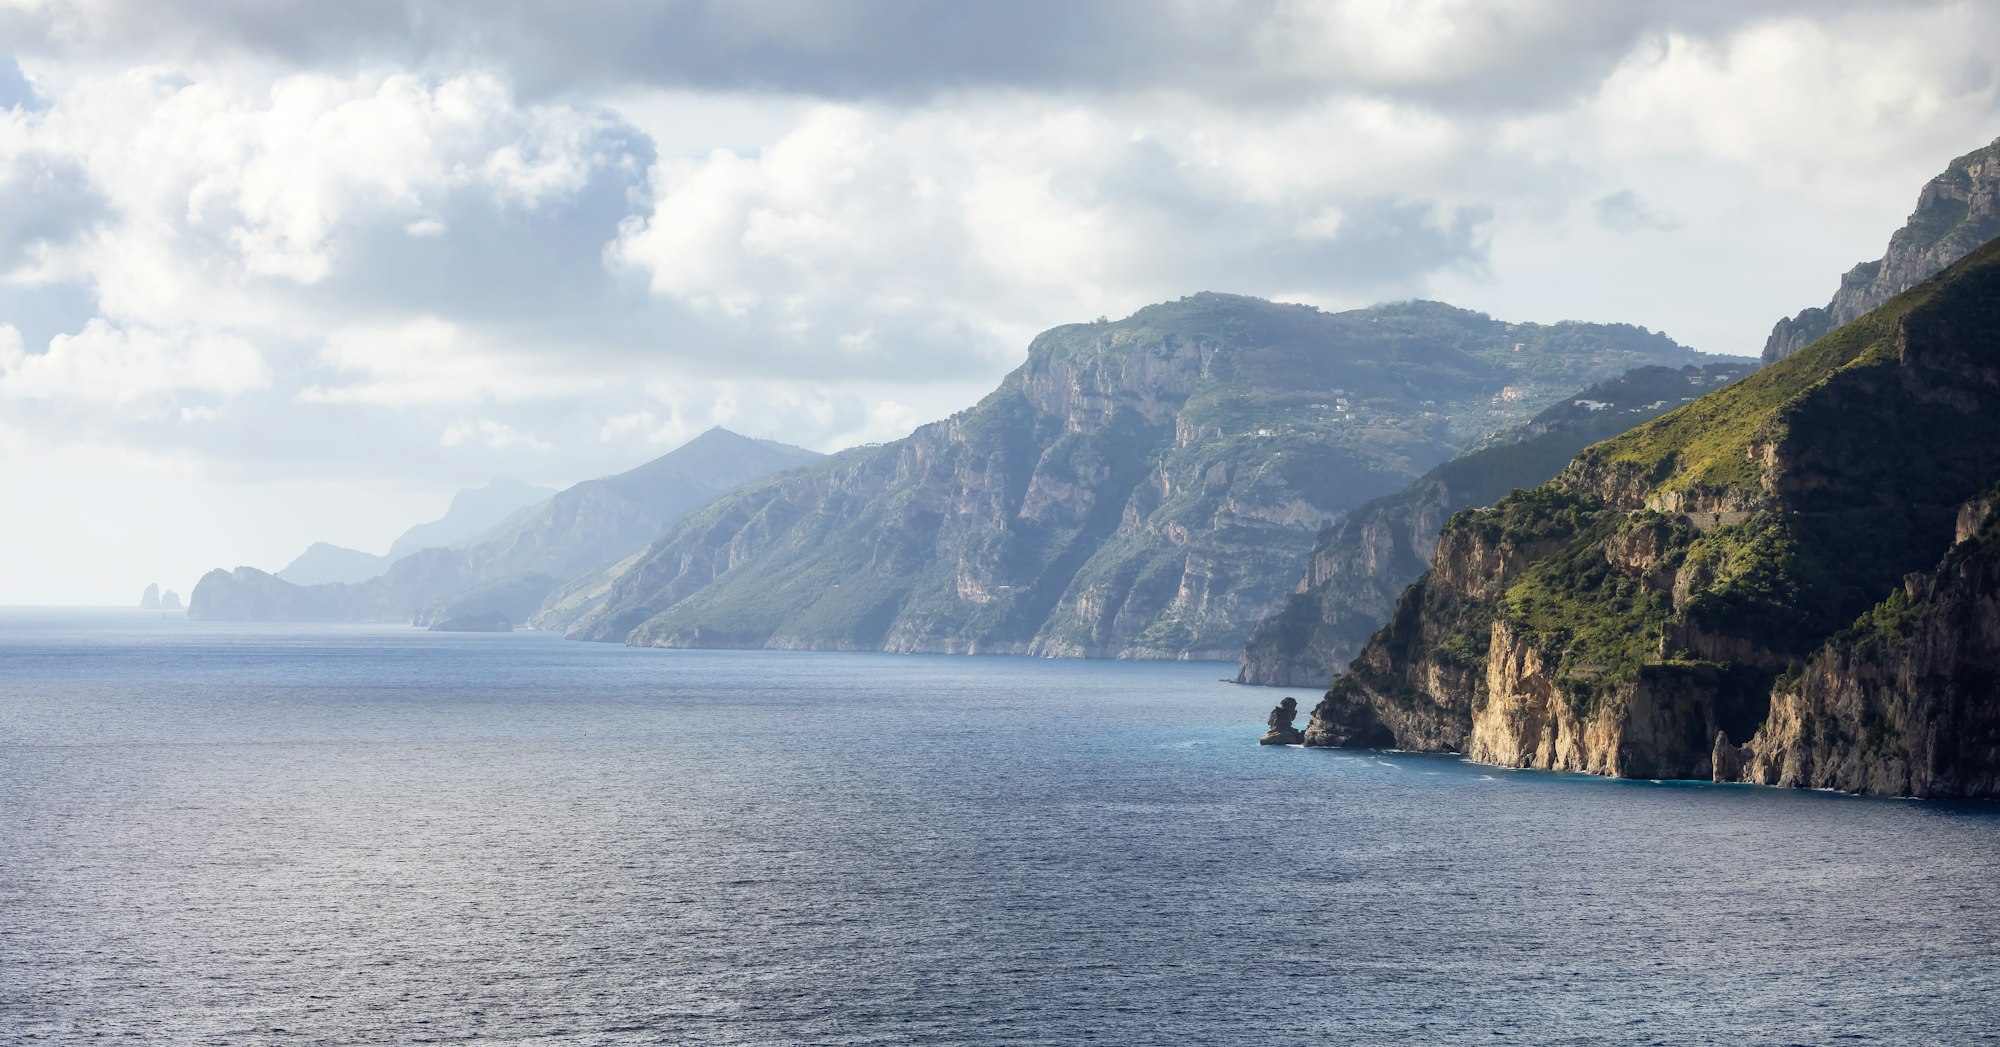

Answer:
[2,611,1995,1045]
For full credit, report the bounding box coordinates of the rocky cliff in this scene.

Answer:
[1306,236,2000,797]
[190,428,819,623]
[1237,362,1751,687]
[1718,490,2000,798]
[570,294,1713,657]
[1762,137,2000,362]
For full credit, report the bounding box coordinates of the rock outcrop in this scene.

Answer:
[1259,697,1304,745]
[1237,362,1750,687]
[1762,137,2000,362]
[569,295,1713,657]
[138,583,160,610]
[159,590,182,612]
[1306,235,2000,797]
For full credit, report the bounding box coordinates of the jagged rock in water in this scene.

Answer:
[572,295,1712,658]
[1237,362,1751,688]
[1259,696,1305,745]
[1305,234,2000,797]
[159,590,182,612]
[1763,137,2000,362]
[139,583,160,610]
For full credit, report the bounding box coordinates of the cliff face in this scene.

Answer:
[1763,137,2000,362]
[1238,362,1750,687]
[570,295,1713,657]
[1307,236,2000,796]
[1721,492,2000,798]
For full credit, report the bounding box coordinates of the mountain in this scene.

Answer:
[1237,360,1754,687]
[566,294,1716,657]
[1303,236,2000,798]
[276,542,393,586]
[1762,136,2000,363]
[384,478,557,561]
[190,429,821,623]
[272,478,556,585]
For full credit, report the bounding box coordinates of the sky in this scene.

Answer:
[2,0,1999,604]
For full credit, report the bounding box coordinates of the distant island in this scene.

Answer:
[138,584,181,612]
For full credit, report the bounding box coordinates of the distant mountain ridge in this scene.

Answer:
[565,294,1720,658]
[274,478,556,586]
[190,428,822,624]
[1237,360,1754,688]
[1763,136,2000,362]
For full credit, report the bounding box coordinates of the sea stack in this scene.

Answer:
[139,583,160,610]
[1259,697,1304,746]
[159,590,183,612]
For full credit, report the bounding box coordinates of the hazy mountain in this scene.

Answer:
[275,542,394,586]
[567,294,1717,658]
[1237,360,1754,687]
[385,478,558,561]
[1306,235,2000,798]
[273,479,556,585]
[1762,136,2000,362]
[191,429,822,623]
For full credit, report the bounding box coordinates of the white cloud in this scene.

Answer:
[2,1,1999,603]
[0,319,268,406]
[440,419,550,451]
[299,317,600,407]
[1594,11,2000,205]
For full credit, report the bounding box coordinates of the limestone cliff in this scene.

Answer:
[1720,491,2000,798]
[1762,137,2000,362]
[570,295,1713,657]
[1238,362,1750,687]
[1307,235,2000,797]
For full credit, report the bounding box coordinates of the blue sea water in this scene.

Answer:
[1,611,1996,1046]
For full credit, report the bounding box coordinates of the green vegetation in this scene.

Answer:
[1496,511,1679,699]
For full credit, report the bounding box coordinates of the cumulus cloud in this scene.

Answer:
[0,319,268,406]
[3,0,2000,603]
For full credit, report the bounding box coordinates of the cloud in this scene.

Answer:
[300,317,602,406]
[0,1,1961,112]
[440,418,549,451]
[1591,189,1677,232]
[3,0,2000,604]
[1593,10,2000,205]
[0,319,268,406]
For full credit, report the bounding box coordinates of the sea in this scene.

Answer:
[2,610,1996,1046]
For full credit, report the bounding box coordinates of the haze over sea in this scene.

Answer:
[2,611,1996,1046]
